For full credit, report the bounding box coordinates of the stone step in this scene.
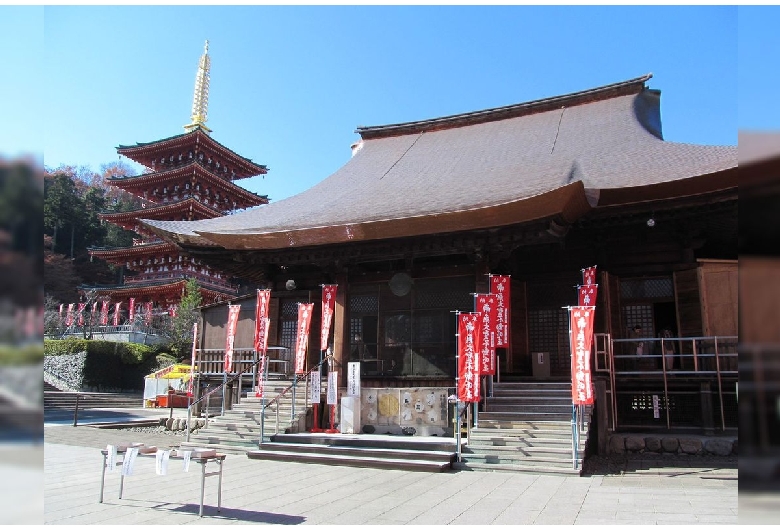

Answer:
[271,433,457,453]
[467,434,580,447]
[246,449,453,472]
[255,441,455,463]
[452,461,582,475]
[179,440,257,455]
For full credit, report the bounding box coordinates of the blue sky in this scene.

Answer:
[2,5,774,203]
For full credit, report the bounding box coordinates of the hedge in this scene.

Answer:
[0,343,44,366]
[44,339,173,391]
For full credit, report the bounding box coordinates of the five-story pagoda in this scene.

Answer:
[85,41,268,316]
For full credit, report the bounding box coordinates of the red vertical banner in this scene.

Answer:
[100,300,109,325]
[582,266,597,286]
[188,321,198,397]
[168,305,178,318]
[144,302,154,325]
[59,304,64,325]
[490,275,511,347]
[91,302,98,324]
[254,289,271,353]
[255,354,267,398]
[475,293,497,375]
[569,306,595,405]
[65,304,74,326]
[578,284,598,307]
[295,303,314,374]
[457,312,482,402]
[128,298,136,322]
[77,303,85,326]
[321,285,337,351]
[113,302,122,326]
[224,304,241,373]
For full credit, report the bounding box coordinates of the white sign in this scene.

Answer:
[652,394,660,419]
[347,362,361,397]
[327,371,338,405]
[309,368,321,403]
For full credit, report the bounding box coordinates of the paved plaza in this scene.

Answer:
[32,408,743,526]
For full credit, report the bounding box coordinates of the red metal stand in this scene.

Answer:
[310,403,323,433]
[324,404,338,433]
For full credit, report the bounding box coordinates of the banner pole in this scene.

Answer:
[453,310,461,463]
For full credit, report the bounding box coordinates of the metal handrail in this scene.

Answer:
[608,335,737,432]
[260,354,334,443]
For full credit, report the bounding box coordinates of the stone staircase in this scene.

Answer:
[453,380,591,475]
[247,433,457,472]
[179,381,310,455]
[43,383,143,410]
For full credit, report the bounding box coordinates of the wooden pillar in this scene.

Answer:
[700,382,714,435]
[333,272,349,387]
[595,379,609,456]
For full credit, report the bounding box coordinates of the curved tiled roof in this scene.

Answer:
[144,76,736,251]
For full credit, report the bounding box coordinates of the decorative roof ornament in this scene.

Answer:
[184,40,212,134]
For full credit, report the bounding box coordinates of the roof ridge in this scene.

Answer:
[356,74,652,139]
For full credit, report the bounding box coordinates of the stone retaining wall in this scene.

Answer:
[160,417,206,432]
[609,433,737,456]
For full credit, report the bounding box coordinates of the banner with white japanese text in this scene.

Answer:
[65,304,74,327]
[113,302,122,326]
[59,304,64,325]
[569,306,595,405]
[224,304,241,373]
[91,302,98,324]
[100,300,109,325]
[144,302,154,325]
[578,284,598,307]
[457,312,482,403]
[475,293,497,375]
[168,305,178,318]
[489,275,511,347]
[128,298,136,322]
[254,289,271,354]
[327,370,338,405]
[77,303,85,326]
[321,285,338,351]
[582,266,597,286]
[188,322,198,397]
[294,303,314,374]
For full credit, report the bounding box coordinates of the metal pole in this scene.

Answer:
[73,393,80,427]
[221,371,227,416]
[661,338,670,430]
[571,404,578,469]
[714,338,726,431]
[205,392,210,428]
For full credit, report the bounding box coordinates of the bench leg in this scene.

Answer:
[217,460,223,512]
[199,461,206,517]
[99,455,106,503]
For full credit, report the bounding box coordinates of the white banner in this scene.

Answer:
[347,362,361,397]
[309,368,321,403]
[327,371,338,405]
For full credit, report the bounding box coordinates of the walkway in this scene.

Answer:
[38,421,741,525]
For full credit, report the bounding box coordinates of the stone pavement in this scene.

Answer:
[39,422,741,525]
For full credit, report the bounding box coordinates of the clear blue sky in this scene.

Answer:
[3,5,774,204]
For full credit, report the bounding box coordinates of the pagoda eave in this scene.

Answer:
[117,128,267,179]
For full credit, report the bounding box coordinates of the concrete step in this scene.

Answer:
[179,440,257,455]
[255,442,456,463]
[452,461,582,475]
[271,433,457,453]
[246,449,453,472]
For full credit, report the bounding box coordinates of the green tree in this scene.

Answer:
[165,279,202,360]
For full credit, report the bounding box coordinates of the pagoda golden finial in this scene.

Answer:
[184,40,212,134]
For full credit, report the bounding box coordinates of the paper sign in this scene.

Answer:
[155,450,170,475]
[106,445,117,471]
[121,447,139,476]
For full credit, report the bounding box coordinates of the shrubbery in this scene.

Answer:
[0,343,44,365]
[44,338,176,391]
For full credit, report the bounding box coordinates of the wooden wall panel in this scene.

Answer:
[673,269,703,338]
[698,260,738,337]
